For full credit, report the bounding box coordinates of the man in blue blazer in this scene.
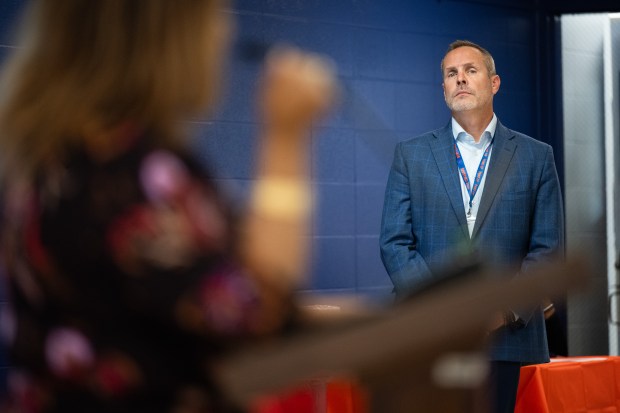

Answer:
[380,40,564,413]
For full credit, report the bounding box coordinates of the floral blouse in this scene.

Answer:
[0,130,293,413]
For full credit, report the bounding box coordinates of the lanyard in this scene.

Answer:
[454,138,493,217]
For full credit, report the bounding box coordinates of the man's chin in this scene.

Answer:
[448,103,476,112]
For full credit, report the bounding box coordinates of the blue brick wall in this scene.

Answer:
[199,0,542,302]
[0,0,548,389]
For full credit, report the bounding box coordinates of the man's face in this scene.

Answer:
[442,46,500,113]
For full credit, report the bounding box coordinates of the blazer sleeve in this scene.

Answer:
[522,145,565,270]
[516,145,565,324]
[380,142,432,295]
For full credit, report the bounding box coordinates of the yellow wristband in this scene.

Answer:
[251,178,312,220]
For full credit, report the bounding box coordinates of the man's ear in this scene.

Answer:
[491,75,501,95]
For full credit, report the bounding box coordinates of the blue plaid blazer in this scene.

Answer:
[379,119,564,363]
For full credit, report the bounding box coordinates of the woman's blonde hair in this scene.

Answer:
[0,0,227,182]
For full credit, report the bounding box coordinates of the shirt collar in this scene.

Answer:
[451,114,497,144]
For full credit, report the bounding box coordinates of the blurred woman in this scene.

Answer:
[0,1,335,412]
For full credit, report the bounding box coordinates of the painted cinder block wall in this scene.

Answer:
[205,0,543,300]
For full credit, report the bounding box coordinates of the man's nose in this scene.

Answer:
[456,71,467,85]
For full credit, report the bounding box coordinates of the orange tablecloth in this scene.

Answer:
[252,356,620,413]
[251,379,368,413]
[515,356,620,413]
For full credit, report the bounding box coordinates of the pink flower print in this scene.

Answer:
[0,305,16,345]
[140,151,191,204]
[45,327,95,380]
[198,268,258,335]
[108,204,204,272]
[93,352,142,397]
[7,370,49,413]
[183,187,227,251]
[139,207,198,269]
[23,197,55,276]
[106,206,158,275]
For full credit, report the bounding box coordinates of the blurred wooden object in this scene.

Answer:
[215,257,589,413]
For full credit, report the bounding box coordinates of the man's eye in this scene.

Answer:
[447,72,456,77]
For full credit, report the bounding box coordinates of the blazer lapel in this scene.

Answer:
[430,124,469,239]
[471,122,516,238]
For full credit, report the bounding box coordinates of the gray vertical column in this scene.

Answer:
[562,14,609,356]
[607,16,620,354]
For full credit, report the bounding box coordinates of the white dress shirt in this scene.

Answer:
[451,114,497,236]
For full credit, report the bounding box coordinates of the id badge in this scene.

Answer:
[466,215,476,236]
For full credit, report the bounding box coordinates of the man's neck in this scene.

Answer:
[452,110,494,142]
